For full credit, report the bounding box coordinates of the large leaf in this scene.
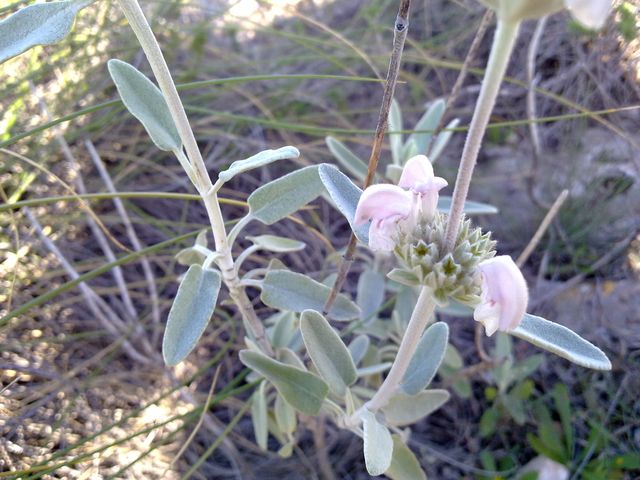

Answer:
[356,269,386,323]
[0,0,91,65]
[386,435,427,480]
[318,164,369,243]
[325,136,368,181]
[361,409,394,476]
[388,98,403,165]
[510,314,612,370]
[382,390,450,426]
[162,265,221,366]
[261,270,360,321]
[248,165,324,225]
[247,235,306,253]
[437,195,499,215]
[401,322,449,394]
[300,310,357,396]
[108,59,181,152]
[408,99,445,155]
[218,146,300,183]
[251,382,268,450]
[239,350,329,415]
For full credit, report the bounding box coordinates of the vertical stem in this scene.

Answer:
[366,287,435,411]
[443,19,520,252]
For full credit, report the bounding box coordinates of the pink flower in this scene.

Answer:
[473,255,528,336]
[354,156,447,251]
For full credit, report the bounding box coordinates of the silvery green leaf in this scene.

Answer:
[510,314,612,370]
[175,247,207,266]
[386,164,403,183]
[276,348,307,370]
[408,99,445,155]
[0,0,91,65]
[239,350,329,415]
[218,146,300,183]
[400,139,418,164]
[357,362,392,377]
[388,98,403,165]
[429,118,459,161]
[247,235,306,253]
[386,435,427,480]
[387,268,420,287]
[393,286,418,327]
[325,136,368,181]
[402,322,449,394]
[275,393,297,436]
[357,269,386,323]
[300,310,357,396]
[107,59,181,152]
[269,311,297,349]
[162,265,221,366]
[318,164,369,244]
[248,165,324,225]
[348,334,370,366]
[443,343,463,369]
[251,382,268,450]
[437,196,499,215]
[362,409,394,476]
[436,299,473,317]
[383,390,450,426]
[261,270,360,321]
[195,229,208,247]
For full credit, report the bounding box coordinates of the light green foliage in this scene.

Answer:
[300,310,357,396]
[386,435,427,480]
[511,314,612,370]
[175,229,210,266]
[239,350,329,415]
[382,389,450,426]
[261,270,360,321]
[0,0,91,64]
[274,393,297,436]
[389,99,404,165]
[437,196,499,215]
[325,136,368,180]
[251,382,268,450]
[347,334,370,366]
[218,146,300,183]
[247,235,306,253]
[401,322,449,394]
[107,59,182,152]
[162,265,221,366]
[407,98,445,157]
[268,312,297,350]
[430,118,460,161]
[361,409,394,476]
[247,165,324,225]
[356,269,385,323]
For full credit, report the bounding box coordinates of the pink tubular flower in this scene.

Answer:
[398,155,448,221]
[473,255,528,336]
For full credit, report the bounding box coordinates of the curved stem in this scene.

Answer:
[443,19,521,252]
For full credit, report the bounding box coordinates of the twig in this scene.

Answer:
[323,0,412,313]
[474,322,492,363]
[312,417,337,480]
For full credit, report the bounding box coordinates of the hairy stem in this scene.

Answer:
[443,19,520,252]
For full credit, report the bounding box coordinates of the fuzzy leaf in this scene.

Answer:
[389,99,403,165]
[511,314,612,370]
[274,393,297,436]
[401,322,449,394]
[251,382,268,450]
[162,265,221,366]
[430,118,459,161]
[383,389,450,426]
[408,99,445,155]
[356,269,386,323]
[437,195,499,215]
[325,136,368,180]
[247,235,306,253]
[386,435,427,480]
[362,409,394,476]
[300,310,357,396]
[218,146,300,183]
[348,334,370,366]
[239,350,329,415]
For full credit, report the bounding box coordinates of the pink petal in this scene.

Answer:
[398,155,434,190]
[354,184,413,226]
[564,0,611,29]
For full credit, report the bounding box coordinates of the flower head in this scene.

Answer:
[473,255,528,336]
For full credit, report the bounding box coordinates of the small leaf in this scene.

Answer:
[269,312,297,349]
[239,350,329,415]
[437,195,499,215]
[387,269,420,286]
[325,136,368,180]
[348,334,370,366]
[429,118,459,161]
[511,314,612,370]
[361,409,394,476]
[385,435,427,480]
[276,348,307,370]
[251,382,268,450]
[248,165,324,225]
[108,59,181,152]
[480,407,499,437]
[274,393,297,436]
[388,99,403,165]
[401,322,449,394]
[0,0,90,65]
[261,270,360,321]
[443,343,463,369]
[300,310,357,396]
[175,247,207,266]
[318,164,369,243]
[408,99,445,155]
[247,235,306,253]
[357,269,386,323]
[357,362,392,377]
[399,139,418,166]
[162,265,221,366]
[382,390,450,426]
[218,146,300,183]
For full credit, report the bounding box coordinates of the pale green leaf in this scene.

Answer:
[436,299,473,317]
[248,165,324,225]
[408,99,445,155]
[247,235,306,253]
[387,268,420,287]
[325,136,368,181]
[443,343,463,369]
[162,265,221,366]
[251,382,268,450]
[0,0,91,65]
[239,350,329,415]
[386,164,403,183]
[511,314,612,370]
[386,435,427,480]
[318,164,369,244]
[357,362,392,377]
[276,348,307,370]
[402,322,449,394]
[274,393,296,436]
[437,195,499,215]
[174,247,206,266]
[300,310,357,396]
[399,139,418,165]
[261,270,360,321]
[269,311,297,349]
[383,389,450,426]
[218,146,300,183]
[362,409,394,476]
[429,118,459,161]
[348,334,370,366]
[389,99,403,165]
[356,269,386,323]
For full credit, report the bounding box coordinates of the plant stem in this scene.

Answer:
[117,0,271,355]
[365,287,435,411]
[443,19,520,252]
